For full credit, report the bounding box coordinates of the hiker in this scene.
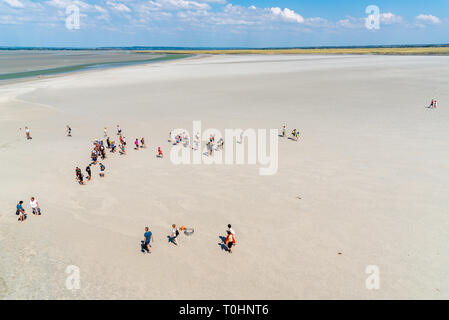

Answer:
[30,197,41,215]
[225,230,236,253]
[99,163,105,178]
[143,227,154,253]
[171,224,180,245]
[16,201,26,223]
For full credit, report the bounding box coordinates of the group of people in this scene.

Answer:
[75,125,150,185]
[142,224,236,254]
[15,197,41,224]
[428,99,438,109]
[281,125,300,141]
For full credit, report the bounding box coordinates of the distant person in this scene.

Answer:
[66,125,72,137]
[157,147,163,158]
[99,163,105,177]
[282,125,286,137]
[428,99,434,108]
[86,164,92,181]
[104,127,108,137]
[227,224,235,236]
[30,197,41,215]
[75,167,85,185]
[16,200,25,223]
[143,227,154,253]
[25,126,32,140]
[171,224,179,245]
[116,125,122,135]
[227,224,236,245]
[225,231,235,253]
[135,138,139,150]
[434,100,438,109]
[140,137,146,148]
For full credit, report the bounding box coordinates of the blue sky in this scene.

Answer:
[0,0,448,47]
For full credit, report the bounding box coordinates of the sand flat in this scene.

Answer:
[0,54,448,299]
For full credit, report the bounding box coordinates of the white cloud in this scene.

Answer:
[271,7,304,23]
[3,0,24,8]
[380,12,403,24]
[106,1,131,12]
[336,16,363,28]
[416,14,441,24]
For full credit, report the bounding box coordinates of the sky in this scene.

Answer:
[0,0,448,47]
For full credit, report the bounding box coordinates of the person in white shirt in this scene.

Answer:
[171,224,179,245]
[227,224,235,236]
[30,197,40,215]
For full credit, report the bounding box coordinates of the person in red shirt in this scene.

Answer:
[225,231,236,253]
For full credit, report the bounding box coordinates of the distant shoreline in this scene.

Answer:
[135,46,449,55]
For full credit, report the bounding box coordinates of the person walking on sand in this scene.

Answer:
[140,137,146,148]
[99,163,105,178]
[104,127,108,137]
[282,125,286,138]
[434,100,438,109]
[171,224,180,245]
[225,230,236,253]
[30,197,41,216]
[134,138,139,150]
[75,167,85,185]
[25,126,32,140]
[116,125,122,136]
[86,164,92,181]
[143,227,154,253]
[16,201,25,223]
[227,224,236,245]
[66,125,72,137]
[157,147,163,158]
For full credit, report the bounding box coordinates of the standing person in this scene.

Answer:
[30,197,41,215]
[99,163,105,178]
[116,125,122,136]
[86,164,92,181]
[104,127,108,137]
[282,125,286,138]
[66,125,72,137]
[227,224,235,236]
[434,100,438,109]
[75,167,85,185]
[225,231,236,253]
[134,138,139,150]
[143,227,154,253]
[25,126,32,140]
[16,201,25,223]
[140,137,146,148]
[157,147,163,158]
[429,99,434,108]
[295,130,300,141]
[171,224,179,245]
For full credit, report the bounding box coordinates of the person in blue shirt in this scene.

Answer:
[143,227,154,253]
[16,201,25,223]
